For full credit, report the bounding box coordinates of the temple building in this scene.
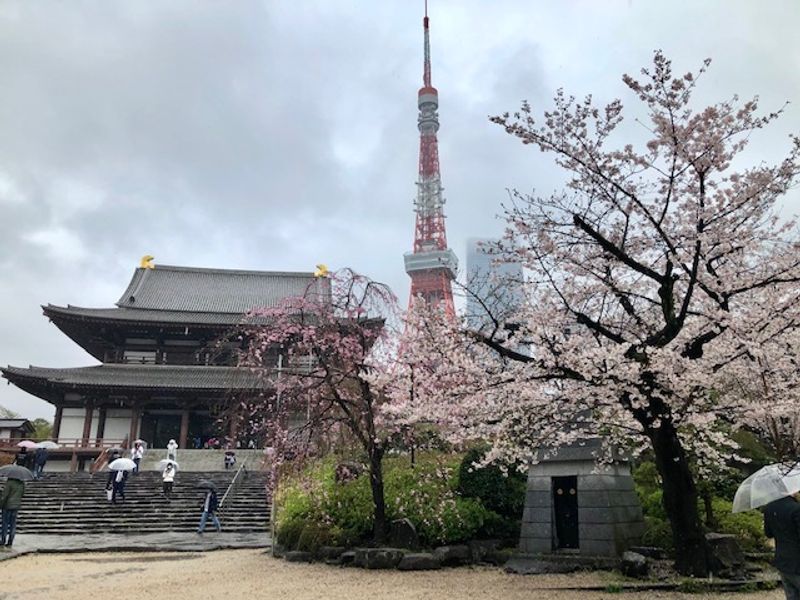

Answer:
[2,262,330,453]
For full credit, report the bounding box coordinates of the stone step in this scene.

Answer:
[6,469,271,535]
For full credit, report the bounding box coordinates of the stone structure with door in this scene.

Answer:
[519,444,645,557]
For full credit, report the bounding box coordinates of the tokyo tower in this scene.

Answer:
[403,2,458,317]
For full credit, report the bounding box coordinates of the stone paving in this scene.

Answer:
[0,531,271,562]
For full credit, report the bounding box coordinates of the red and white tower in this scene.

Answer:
[404,2,458,316]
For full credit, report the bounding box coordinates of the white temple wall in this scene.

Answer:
[104,409,133,442]
[58,408,87,441]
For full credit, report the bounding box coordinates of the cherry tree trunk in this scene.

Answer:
[368,447,388,543]
[650,420,710,576]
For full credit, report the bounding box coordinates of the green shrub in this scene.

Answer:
[276,517,307,550]
[274,452,518,549]
[386,457,492,546]
[476,510,521,542]
[632,461,660,492]
[640,516,674,550]
[322,475,374,545]
[296,522,334,554]
[712,498,768,552]
[457,447,526,518]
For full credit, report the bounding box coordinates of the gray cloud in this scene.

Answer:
[1,0,798,418]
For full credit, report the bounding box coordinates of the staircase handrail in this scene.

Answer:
[90,447,111,474]
[218,457,248,517]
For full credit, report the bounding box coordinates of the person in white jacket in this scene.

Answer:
[130,442,144,474]
[166,439,178,462]
[161,463,175,499]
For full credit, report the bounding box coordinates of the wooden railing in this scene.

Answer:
[0,437,125,450]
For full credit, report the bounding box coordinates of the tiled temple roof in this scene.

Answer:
[43,305,253,326]
[1,364,269,391]
[117,265,329,313]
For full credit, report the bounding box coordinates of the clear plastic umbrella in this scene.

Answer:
[159,459,179,471]
[733,463,800,513]
[108,458,137,471]
[0,464,35,481]
[36,441,60,449]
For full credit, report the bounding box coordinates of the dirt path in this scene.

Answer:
[0,549,785,600]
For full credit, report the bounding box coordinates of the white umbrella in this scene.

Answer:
[159,459,179,471]
[733,463,800,513]
[132,439,148,448]
[108,458,137,471]
[36,441,60,449]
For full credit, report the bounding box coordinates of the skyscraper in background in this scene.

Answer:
[466,238,524,330]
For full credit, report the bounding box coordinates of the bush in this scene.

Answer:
[296,522,334,554]
[712,498,768,552]
[276,517,306,550]
[477,510,521,542]
[386,456,492,546]
[641,516,674,551]
[273,453,499,548]
[457,447,526,519]
[632,460,769,553]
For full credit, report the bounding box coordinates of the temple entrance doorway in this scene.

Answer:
[140,413,181,448]
[187,412,220,448]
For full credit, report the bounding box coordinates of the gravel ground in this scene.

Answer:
[0,549,785,600]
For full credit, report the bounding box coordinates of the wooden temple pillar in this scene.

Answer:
[179,408,190,449]
[128,402,141,447]
[95,407,107,447]
[81,401,94,447]
[228,408,240,447]
[51,405,63,441]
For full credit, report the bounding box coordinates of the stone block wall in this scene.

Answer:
[519,457,644,557]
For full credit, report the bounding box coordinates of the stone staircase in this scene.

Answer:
[3,469,270,535]
[138,449,267,472]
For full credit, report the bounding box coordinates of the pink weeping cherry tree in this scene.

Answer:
[401,52,800,576]
[235,269,402,543]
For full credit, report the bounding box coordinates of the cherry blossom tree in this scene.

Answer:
[236,269,401,542]
[722,325,800,464]
[402,52,800,575]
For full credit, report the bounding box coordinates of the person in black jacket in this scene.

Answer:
[33,447,48,480]
[764,494,800,599]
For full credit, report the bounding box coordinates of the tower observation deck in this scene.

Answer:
[404,3,457,317]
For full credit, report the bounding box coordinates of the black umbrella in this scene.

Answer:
[0,464,35,481]
[195,479,217,490]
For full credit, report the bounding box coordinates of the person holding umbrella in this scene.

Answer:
[161,462,176,500]
[0,464,33,549]
[734,463,800,599]
[130,441,145,474]
[107,457,136,504]
[105,449,123,497]
[196,480,221,534]
[166,439,178,463]
[33,446,49,480]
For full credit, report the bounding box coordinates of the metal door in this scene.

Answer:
[553,475,579,550]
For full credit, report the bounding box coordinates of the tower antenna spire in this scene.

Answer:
[423,0,431,88]
[404,0,458,317]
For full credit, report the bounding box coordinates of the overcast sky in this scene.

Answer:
[1,0,798,420]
